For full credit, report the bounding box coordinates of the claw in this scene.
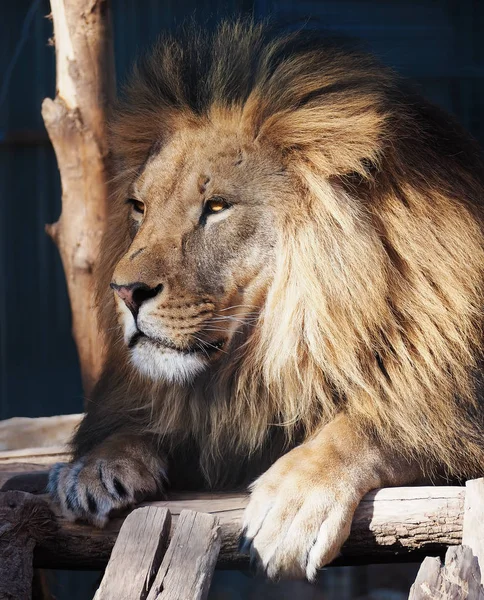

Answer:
[47,463,65,499]
[86,491,98,513]
[113,477,128,498]
[249,548,260,574]
[238,526,252,554]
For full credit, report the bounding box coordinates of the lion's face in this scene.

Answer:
[112,119,285,383]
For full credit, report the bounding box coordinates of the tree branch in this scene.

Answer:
[0,482,465,570]
[43,0,115,395]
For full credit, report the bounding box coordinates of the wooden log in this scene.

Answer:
[0,464,52,489]
[0,491,57,600]
[348,485,464,556]
[31,491,246,570]
[0,414,81,451]
[0,446,71,466]
[0,484,466,570]
[408,545,484,599]
[146,510,221,600]
[94,507,171,600]
[42,0,115,395]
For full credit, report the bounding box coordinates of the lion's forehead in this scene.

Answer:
[134,123,267,203]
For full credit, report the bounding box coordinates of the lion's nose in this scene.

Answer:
[110,282,163,317]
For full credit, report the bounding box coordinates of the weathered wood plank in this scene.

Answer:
[463,478,484,571]
[94,506,171,600]
[0,446,70,465]
[408,545,484,599]
[146,510,221,600]
[36,491,247,570]
[0,414,81,451]
[409,555,442,599]
[409,477,484,599]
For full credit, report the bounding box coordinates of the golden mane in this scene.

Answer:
[93,20,484,484]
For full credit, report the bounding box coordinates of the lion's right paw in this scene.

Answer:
[48,453,166,527]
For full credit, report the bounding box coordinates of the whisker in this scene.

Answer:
[212,313,260,319]
[192,334,229,355]
[212,312,260,320]
[212,311,260,318]
[211,316,258,327]
[105,325,124,333]
[194,339,210,359]
[218,304,260,312]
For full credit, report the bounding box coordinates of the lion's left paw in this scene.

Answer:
[240,462,357,581]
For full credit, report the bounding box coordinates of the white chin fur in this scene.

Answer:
[130,342,207,384]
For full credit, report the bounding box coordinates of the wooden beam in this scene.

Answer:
[146,510,221,600]
[10,485,464,570]
[0,447,70,466]
[0,465,469,569]
[42,0,115,395]
[94,507,171,600]
[408,477,484,598]
[0,414,81,451]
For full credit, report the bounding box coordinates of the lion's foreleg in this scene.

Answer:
[241,413,422,580]
[48,411,167,526]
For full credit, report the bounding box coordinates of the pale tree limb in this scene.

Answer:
[42,0,115,395]
[0,472,469,570]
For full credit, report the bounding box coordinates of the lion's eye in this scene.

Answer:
[204,197,230,214]
[126,199,145,215]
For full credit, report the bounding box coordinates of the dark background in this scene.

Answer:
[1,0,484,421]
[1,1,483,598]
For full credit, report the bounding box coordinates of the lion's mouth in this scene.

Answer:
[129,331,225,356]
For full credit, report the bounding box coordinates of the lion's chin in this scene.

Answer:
[130,342,208,384]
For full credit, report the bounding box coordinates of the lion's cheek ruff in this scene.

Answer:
[235,166,484,479]
[235,179,391,444]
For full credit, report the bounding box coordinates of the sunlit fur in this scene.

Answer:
[86,20,484,484]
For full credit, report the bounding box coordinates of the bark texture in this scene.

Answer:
[409,546,484,599]
[409,477,484,599]
[0,477,467,570]
[0,492,57,600]
[146,510,221,600]
[42,0,115,395]
[94,507,171,600]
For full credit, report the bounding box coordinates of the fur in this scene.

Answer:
[49,19,484,578]
[90,20,484,483]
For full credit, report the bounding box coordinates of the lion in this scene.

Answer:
[48,20,484,580]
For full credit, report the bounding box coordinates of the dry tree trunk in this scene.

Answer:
[42,0,115,395]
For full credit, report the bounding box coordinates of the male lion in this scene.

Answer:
[49,21,484,580]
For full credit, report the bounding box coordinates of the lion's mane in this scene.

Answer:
[92,20,484,483]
